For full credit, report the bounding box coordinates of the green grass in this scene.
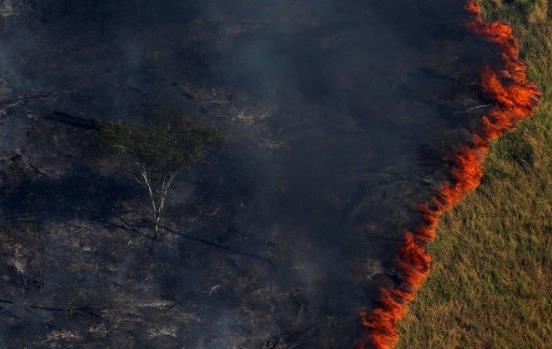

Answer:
[396,1,552,348]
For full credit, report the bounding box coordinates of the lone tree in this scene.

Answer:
[100,114,219,238]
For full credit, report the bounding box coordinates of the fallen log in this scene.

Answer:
[44,111,101,130]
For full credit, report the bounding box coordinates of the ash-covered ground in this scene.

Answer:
[0,1,498,348]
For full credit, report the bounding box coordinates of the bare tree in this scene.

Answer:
[99,114,219,238]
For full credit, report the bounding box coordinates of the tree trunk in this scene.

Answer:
[139,167,178,240]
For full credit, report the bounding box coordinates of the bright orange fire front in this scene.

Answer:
[355,2,541,348]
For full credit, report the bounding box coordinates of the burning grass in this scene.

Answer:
[396,1,552,348]
[355,0,549,347]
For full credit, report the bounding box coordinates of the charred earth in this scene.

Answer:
[0,1,504,348]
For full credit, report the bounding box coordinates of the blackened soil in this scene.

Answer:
[0,1,496,348]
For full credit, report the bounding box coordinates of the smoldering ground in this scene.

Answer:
[0,1,497,348]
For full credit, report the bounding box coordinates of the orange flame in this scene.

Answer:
[355,2,541,348]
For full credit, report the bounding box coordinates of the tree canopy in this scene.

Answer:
[99,112,220,237]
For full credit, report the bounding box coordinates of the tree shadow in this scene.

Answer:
[1,166,140,223]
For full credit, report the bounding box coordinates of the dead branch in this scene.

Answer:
[27,305,101,318]
[465,104,493,112]
[0,299,101,319]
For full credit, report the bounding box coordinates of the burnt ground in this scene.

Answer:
[0,1,499,348]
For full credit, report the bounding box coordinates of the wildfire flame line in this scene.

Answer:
[355,2,541,349]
